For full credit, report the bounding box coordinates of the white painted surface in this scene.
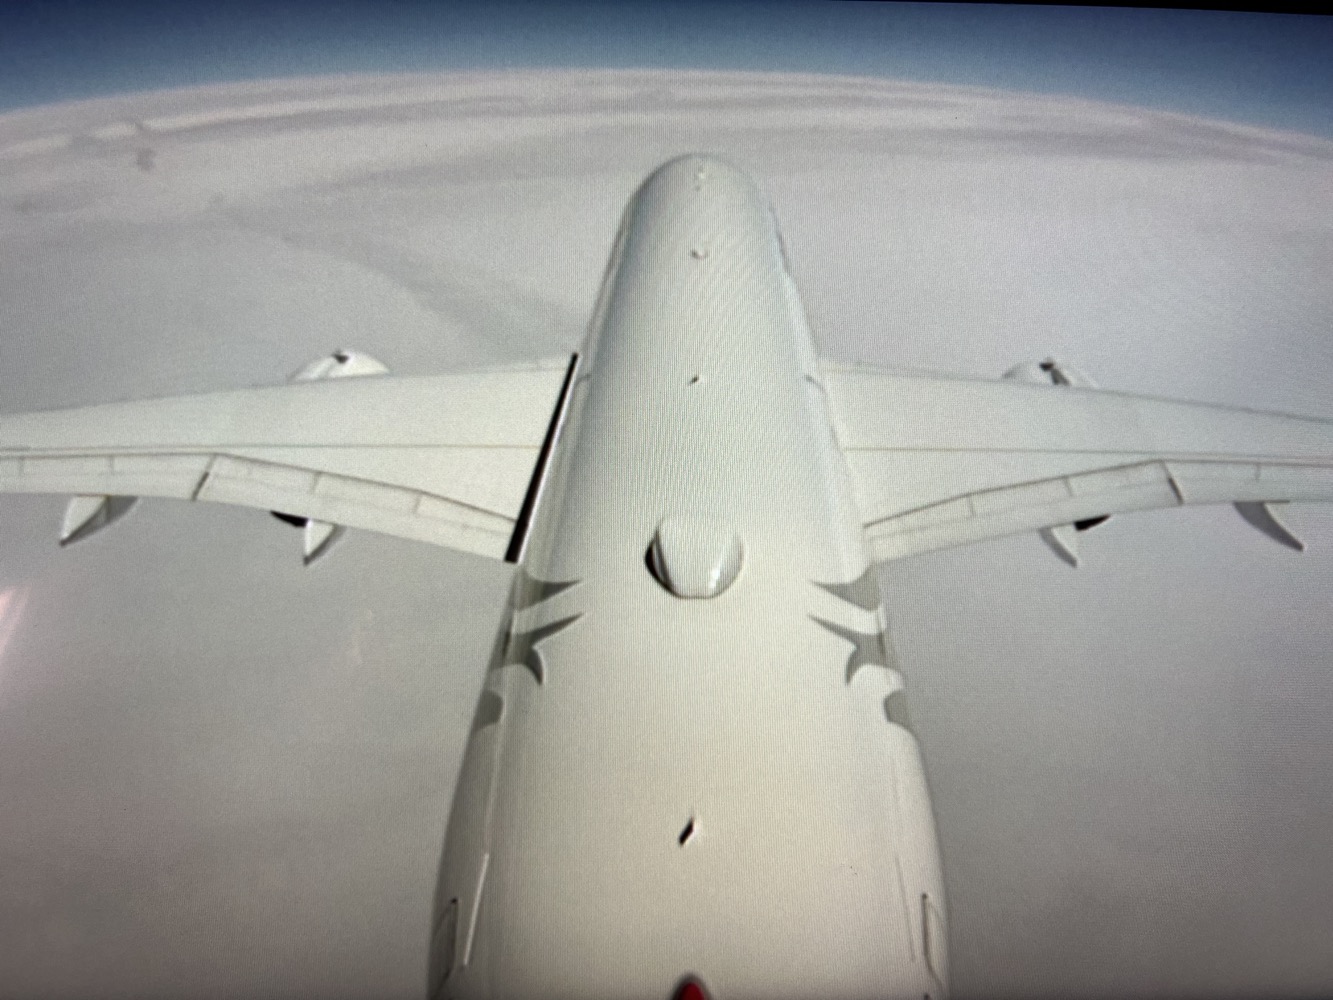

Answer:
[435,156,942,998]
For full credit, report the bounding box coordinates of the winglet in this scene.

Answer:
[59,495,138,547]
[1235,501,1304,552]
[1039,524,1080,567]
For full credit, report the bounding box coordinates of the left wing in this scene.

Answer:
[820,362,1333,563]
[0,357,576,562]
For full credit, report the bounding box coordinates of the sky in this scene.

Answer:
[1,2,1332,137]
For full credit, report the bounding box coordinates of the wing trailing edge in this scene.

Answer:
[0,357,574,562]
[819,362,1333,563]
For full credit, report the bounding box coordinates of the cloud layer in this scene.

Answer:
[1,69,1331,999]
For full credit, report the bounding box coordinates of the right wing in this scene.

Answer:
[0,356,577,562]
[821,362,1333,563]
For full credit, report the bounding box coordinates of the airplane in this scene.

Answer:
[2,153,1331,1000]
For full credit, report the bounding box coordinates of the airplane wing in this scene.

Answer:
[0,356,576,563]
[820,362,1333,563]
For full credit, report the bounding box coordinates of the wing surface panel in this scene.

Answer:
[0,361,572,560]
[820,365,1333,562]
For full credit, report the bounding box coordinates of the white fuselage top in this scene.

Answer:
[435,155,947,1000]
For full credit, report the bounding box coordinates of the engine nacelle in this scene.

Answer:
[289,349,389,383]
[275,349,388,563]
[1002,357,1097,389]
[1004,358,1103,566]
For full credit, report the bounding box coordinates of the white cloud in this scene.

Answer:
[0,69,1330,998]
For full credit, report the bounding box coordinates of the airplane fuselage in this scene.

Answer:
[433,156,947,999]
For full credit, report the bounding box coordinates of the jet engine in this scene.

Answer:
[1003,357,1106,565]
[1002,356,1098,389]
[272,349,390,564]
[1001,357,1304,564]
[57,349,393,558]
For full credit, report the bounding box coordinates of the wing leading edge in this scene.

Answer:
[8,353,1324,566]
[0,357,576,562]
[820,362,1333,563]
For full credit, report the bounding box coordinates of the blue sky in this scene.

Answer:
[0,2,1330,137]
